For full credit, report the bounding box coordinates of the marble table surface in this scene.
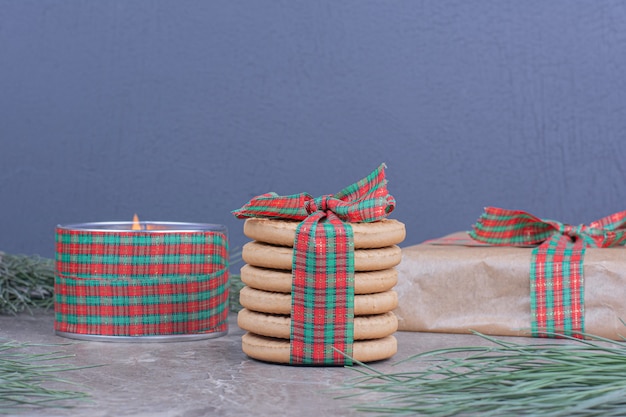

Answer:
[1,310,553,417]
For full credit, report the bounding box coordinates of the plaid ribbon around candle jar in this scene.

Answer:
[54,227,229,338]
[470,207,626,338]
[233,164,396,365]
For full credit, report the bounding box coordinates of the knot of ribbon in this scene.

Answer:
[305,195,333,215]
[562,224,585,240]
[233,164,396,365]
[470,207,626,338]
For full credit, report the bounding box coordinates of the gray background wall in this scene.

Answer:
[2,1,626,259]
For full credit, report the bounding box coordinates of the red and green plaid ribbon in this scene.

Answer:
[470,207,626,338]
[233,164,396,365]
[54,229,229,337]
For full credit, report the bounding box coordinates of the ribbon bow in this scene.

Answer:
[233,164,395,365]
[232,165,395,223]
[470,207,626,338]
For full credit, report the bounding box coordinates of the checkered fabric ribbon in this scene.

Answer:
[54,229,229,337]
[233,164,396,365]
[470,207,626,338]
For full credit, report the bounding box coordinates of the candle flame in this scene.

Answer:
[132,213,142,230]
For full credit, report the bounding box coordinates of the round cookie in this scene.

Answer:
[242,332,397,364]
[242,241,402,272]
[243,218,406,249]
[237,308,398,340]
[240,264,398,294]
[239,286,398,316]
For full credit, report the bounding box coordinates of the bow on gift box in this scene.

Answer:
[470,207,626,338]
[233,164,396,365]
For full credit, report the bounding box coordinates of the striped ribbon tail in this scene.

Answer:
[290,212,355,365]
[54,229,229,337]
[530,235,585,338]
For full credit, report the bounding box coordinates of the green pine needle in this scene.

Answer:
[229,249,245,313]
[0,252,55,315]
[0,340,91,414]
[229,273,245,313]
[339,329,626,416]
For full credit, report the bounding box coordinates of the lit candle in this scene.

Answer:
[53,217,229,342]
[131,213,142,230]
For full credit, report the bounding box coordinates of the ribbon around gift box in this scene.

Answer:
[470,207,626,338]
[233,164,396,365]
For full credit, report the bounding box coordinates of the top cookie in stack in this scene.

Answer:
[238,217,406,364]
[244,218,406,249]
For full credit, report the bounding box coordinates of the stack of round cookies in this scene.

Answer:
[237,218,406,364]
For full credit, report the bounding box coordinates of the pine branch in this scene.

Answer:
[339,329,626,416]
[0,340,91,414]
[0,252,55,315]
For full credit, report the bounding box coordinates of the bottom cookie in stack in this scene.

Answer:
[241,332,398,364]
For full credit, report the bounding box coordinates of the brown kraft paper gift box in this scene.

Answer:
[394,232,626,340]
